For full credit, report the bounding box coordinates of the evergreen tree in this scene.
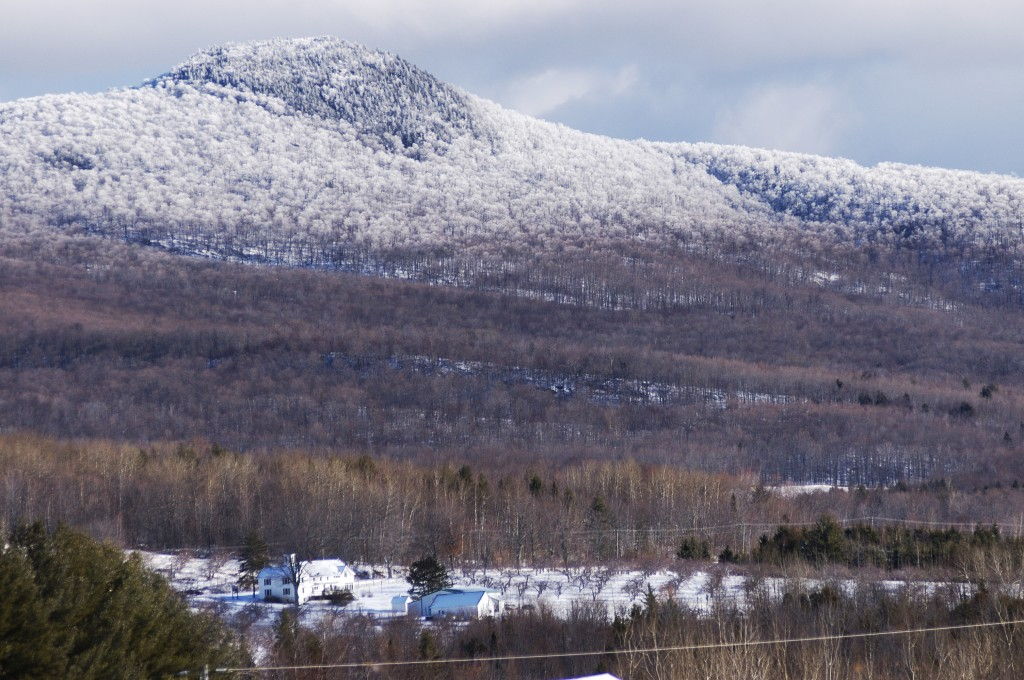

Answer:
[0,546,62,678]
[676,536,711,560]
[2,523,246,679]
[418,630,440,660]
[237,531,271,596]
[272,609,300,663]
[528,474,544,496]
[272,608,321,665]
[802,516,847,565]
[642,584,659,619]
[407,555,452,598]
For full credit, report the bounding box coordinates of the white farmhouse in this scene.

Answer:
[258,558,356,604]
[409,588,504,619]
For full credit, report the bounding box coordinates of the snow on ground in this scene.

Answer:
[765,483,846,497]
[135,551,930,628]
[138,551,758,622]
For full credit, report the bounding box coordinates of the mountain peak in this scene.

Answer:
[154,36,477,151]
[2,37,1022,259]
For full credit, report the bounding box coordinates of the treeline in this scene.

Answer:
[256,570,1024,680]
[6,434,1024,567]
[746,517,1023,571]
[0,236,1022,485]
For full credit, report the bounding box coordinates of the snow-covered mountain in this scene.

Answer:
[1,36,1021,262]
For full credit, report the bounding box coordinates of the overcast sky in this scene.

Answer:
[2,0,1022,175]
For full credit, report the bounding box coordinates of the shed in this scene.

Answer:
[410,588,504,619]
[391,594,412,614]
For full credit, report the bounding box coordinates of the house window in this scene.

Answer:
[283,588,291,596]
[264,589,271,598]
[281,577,291,585]
[264,578,272,585]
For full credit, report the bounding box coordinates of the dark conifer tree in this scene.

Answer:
[407,555,452,598]
[2,523,245,679]
[0,546,62,679]
[237,531,271,596]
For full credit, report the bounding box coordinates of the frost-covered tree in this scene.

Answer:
[0,36,1021,263]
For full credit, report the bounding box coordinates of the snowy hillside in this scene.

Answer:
[0,36,1021,261]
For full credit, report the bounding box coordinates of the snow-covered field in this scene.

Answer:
[765,483,846,497]
[140,551,759,621]
[137,551,928,627]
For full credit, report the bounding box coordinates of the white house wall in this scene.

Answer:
[258,563,355,604]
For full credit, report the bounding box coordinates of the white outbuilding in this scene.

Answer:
[258,558,356,604]
[409,589,504,619]
[391,594,413,614]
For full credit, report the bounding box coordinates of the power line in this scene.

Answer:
[208,618,1024,674]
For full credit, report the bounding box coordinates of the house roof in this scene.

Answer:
[258,559,354,580]
[422,588,500,610]
[304,559,355,580]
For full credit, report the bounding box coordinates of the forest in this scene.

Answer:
[0,234,1022,486]
[6,432,1024,567]
[1,234,1024,678]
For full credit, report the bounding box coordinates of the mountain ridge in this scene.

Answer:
[0,36,1021,262]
